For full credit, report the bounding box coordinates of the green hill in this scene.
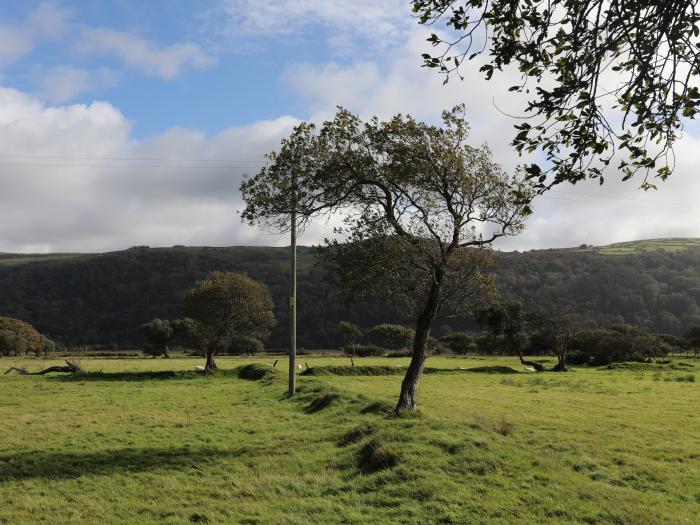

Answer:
[1,240,700,347]
[592,237,700,255]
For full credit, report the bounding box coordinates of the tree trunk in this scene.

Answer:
[204,351,218,374]
[396,273,443,413]
[350,343,356,367]
[162,347,170,359]
[551,349,567,371]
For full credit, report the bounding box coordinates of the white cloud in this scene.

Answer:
[35,65,119,103]
[210,0,412,54]
[28,1,73,39]
[0,87,297,252]
[78,28,216,79]
[0,25,34,72]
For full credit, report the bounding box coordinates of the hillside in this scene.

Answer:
[1,240,700,347]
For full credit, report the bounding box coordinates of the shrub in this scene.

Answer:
[343,344,385,357]
[439,332,476,354]
[0,317,47,357]
[225,335,264,355]
[366,324,414,350]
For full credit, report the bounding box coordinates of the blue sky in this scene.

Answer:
[1,1,699,252]
[0,0,355,137]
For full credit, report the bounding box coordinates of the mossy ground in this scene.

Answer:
[1,355,698,524]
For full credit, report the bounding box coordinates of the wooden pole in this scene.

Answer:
[288,185,297,397]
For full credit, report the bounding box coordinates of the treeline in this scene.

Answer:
[0,244,699,348]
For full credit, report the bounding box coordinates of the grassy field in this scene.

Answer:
[1,355,698,524]
[594,238,700,255]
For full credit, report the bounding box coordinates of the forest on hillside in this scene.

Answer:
[1,244,699,348]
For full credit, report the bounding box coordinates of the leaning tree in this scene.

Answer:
[412,1,700,190]
[182,271,276,374]
[243,106,532,412]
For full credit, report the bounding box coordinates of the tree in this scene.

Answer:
[140,319,175,358]
[528,309,582,371]
[366,324,415,351]
[243,106,531,411]
[475,300,535,365]
[412,1,700,190]
[182,272,276,374]
[338,321,363,366]
[0,317,47,357]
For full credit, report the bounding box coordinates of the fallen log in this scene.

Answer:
[4,360,82,376]
[517,352,545,372]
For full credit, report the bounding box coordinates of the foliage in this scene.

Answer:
[439,331,476,354]
[4,244,700,348]
[182,271,276,372]
[338,321,362,347]
[412,0,700,189]
[226,335,264,355]
[528,308,582,370]
[0,317,47,357]
[342,344,386,358]
[140,319,175,358]
[366,324,415,350]
[570,325,672,366]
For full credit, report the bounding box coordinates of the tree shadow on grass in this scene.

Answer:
[0,446,247,481]
[47,369,239,382]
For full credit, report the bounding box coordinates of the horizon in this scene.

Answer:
[2,236,699,256]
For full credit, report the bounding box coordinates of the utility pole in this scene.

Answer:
[288,174,297,397]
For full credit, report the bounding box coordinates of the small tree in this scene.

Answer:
[338,321,363,366]
[182,272,276,374]
[140,319,175,358]
[243,107,531,412]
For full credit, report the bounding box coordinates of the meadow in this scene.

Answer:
[1,355,698,524]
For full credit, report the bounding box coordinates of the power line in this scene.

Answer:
[0,163,261,169]
[0,154,266,163]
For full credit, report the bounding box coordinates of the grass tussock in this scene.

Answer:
[338,423,376,447]
[472,414,515,436]
[357,438,401,474]
[236,363,278,381]
[360,400,395,416]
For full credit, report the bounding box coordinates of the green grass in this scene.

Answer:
[1,355,698,524]
[592,237,700,255]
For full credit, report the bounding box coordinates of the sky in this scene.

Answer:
[1,0,700,253]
